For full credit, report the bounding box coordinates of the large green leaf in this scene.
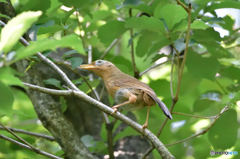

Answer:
[0,81,14,115]
[156,4,188,31]
[117,2,152,15]
[205,1,240,12]
[186,50,220,81]
[66,57,83,69]
[98,20,127,46]
[192,28,221,42]
[13,34,85,63]
[208,109,238,149]
[44,78,62,89]
[0,11,42,53]
[146,35,170,58]
[0,67,24,87]
[125,16,165,33]
[136,31,160,57]
[191,20,209,30]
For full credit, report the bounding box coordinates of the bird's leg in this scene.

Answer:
[142,105,150,130]
[111,93,137,114]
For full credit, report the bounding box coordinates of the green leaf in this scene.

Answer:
[66,57,83,69]
[81,135,96,148]
[218,15,235,34]
[136,31,160,57]
[60,96,67,113]
[62,50,79,60]
[0,81,14,116]
[186,50,220,81]
[156,4,188,30]
[128,32,139,47]
[98,20,127,46]
[0,0,8,3]
[13,34,85,63]
[230,91,240,104]
[174,38,185,53]
[44,78,62,89]
[0,67,24,87]
[219,66,240,80]
[125,16,165,33]
[117,3,152,15]
[123,0,142,5]
[78,79,100,94]
[192,28,221,42]
[193,99,216,112]
[208,109,238,149]
[0,11,42,53]
[0,13,11,19]
[151,54,166,63]
[146,35,170,58]
[205,1,240,12]
[191,20,209,30]
[172,20,188,32]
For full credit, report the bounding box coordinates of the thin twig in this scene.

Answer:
[0,126,55,141]
[215,78,228,94]
[142,105,229,158]
[55,61,99,100]
[23,82,175,159]
[140,56,184,76]
[176,0,190,12]
[101,0,155,59]
[129,8,139,79]
[170,57,175,98]
[0,122,40,152]
[172,112,217,119]
[100,38,120,59]
[170,38,180,80]
[75,11,86,49]
[0,135,62,159]
[165,106,229,147]
[106,123,114,159]
[175,3,192,99]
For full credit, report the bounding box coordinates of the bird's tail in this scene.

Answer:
[147,93,172,119]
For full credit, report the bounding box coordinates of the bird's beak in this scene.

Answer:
[80,62,96,70]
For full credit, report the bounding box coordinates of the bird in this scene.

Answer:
[80,60,172,129]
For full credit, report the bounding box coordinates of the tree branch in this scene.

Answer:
[0,122,40,152]
[0,126,55,141]
[165,106,229,147]
[23,82,175,159]
[129,8,139,79]
[0,135,62,159]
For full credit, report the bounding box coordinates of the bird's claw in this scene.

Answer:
[111,107,118,114]
[142,123,148,130]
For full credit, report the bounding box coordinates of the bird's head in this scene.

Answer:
[80,60,118,78]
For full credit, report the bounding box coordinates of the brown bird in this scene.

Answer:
[80,60,172,129]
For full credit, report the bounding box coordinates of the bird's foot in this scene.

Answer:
[111,107,118,114]
[142,123,148,130]
[141,124,148,138]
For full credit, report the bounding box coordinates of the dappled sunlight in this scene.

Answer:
[191,119,210,131]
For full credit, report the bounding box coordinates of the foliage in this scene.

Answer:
[0,0,240,158]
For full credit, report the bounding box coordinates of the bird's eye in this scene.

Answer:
[96,60,103,65]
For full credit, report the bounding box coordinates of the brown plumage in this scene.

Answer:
[80,60,172,129]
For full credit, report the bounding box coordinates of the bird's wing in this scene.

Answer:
[114,78,172,119]
[114,77,152,91]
